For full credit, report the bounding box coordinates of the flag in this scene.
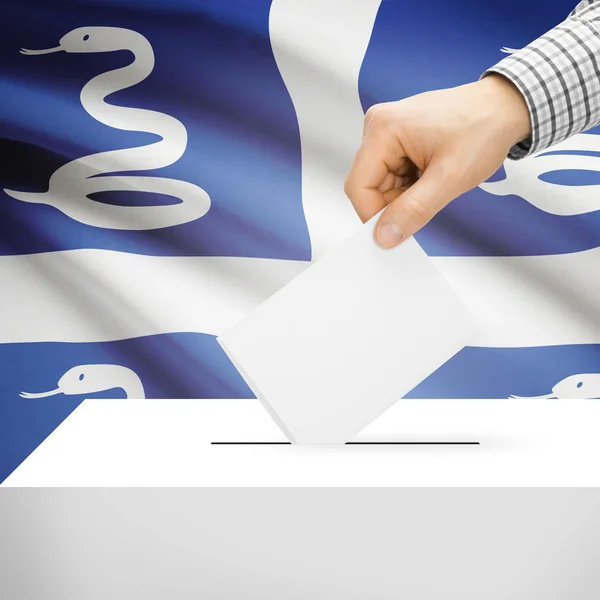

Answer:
[1,0,598,483]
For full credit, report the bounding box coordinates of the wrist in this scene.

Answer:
[477,73,532,147]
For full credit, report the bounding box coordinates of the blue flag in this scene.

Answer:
[1,0,599,483]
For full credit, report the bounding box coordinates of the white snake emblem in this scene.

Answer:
[4,26,210,230]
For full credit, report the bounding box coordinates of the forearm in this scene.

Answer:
[482,0,600,159]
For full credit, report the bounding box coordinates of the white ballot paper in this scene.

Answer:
[218,216,474,444]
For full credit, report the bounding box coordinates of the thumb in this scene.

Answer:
[374,159,460,248]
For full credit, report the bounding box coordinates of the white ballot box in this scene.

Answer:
[4,398,600,487]
[218,215,474,444]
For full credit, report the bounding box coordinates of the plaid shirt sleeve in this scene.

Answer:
[483,0,600,159]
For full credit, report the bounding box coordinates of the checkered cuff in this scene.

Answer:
[482,7,600,159]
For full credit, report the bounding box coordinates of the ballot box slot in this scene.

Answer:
[211,441,480,445]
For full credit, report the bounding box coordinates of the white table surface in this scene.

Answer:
[4,398,600,486]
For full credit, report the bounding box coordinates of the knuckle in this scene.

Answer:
[403,194,433,227]
[343,176,354,198]
[365,103,391,127]
[364,106,376,122]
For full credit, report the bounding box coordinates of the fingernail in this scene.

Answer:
[376,221,403,247]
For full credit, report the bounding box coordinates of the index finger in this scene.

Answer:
[344,132,407,222]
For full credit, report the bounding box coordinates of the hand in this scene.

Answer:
[344,74,532,248]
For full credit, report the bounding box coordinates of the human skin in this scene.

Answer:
[344,74,532,248]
